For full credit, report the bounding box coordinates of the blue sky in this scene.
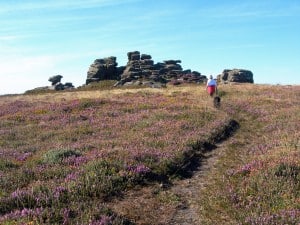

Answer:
[1,0,300,94]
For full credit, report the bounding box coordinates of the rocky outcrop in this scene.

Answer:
[48,75,63,85]
[112,51,206,87]
[26,75,74,93]
[48,75,74,90]
[86,57,125,85]
[181,70,207,83]
[219,69,254,83]
[115,51,166,86]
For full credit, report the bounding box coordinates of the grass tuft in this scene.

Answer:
[42,149,81,164]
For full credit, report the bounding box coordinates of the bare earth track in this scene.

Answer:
[109,120,239,225]
[169,141,229,224]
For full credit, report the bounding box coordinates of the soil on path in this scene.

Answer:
[168,142,228,224]
[108,136,235,225]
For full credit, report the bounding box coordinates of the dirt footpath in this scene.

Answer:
[169,142,227,224]
[108,136,235,225]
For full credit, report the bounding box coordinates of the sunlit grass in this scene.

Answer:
[0,84,229,224]
[197,84,300,225]
[1,83,299,224]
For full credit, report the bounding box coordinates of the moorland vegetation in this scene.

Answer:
[0,82,299,224]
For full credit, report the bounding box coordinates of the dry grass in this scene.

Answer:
[0,83,299,225]
[196,84,300,225]
[0,83,227,224]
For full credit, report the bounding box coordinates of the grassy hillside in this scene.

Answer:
[197,84,300,225]
[0,83,299,224]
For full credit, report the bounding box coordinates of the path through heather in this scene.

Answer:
[169,142,227,224]
[107,119,240,225]
[108,139,233,225]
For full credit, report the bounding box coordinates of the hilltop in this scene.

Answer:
[24,50,254,94]
[0,83,299,224]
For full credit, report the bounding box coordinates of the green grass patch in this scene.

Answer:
[42,149,81,164]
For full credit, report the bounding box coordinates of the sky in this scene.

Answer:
[0,0,300,95]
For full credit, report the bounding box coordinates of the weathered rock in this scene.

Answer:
[165,64,182,71]
[219,69,254,83]
[48,75,63,85]
[127,51,140,61]
[64,82,75,89]
[182,72,206,83]
[141,54,152,60]
[86,56,122,85]
[46,75,75,91]
[53,83,65,91]
[88,51,206,87]
[164,60,181,64]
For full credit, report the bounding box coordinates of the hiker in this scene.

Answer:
[206,75,217,96]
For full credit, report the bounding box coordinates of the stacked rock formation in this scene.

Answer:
[181,70,206,83]
[48,75,63,85]
[86,57,125,85]
[48,75,74,90]
[114,51,206,86]
[27,75,74,93]
[219,69,254,83]
[116,51,165,86]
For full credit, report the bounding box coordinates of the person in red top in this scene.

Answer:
[206,75,217,96]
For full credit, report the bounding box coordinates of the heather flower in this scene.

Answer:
[33,191,51,206]
[245,209,300,225]
[89,215,113,225]
[62,208,70,225]
[1,83,297,224]
[127,164,151,175]
[248,143,276,154]
[233,160,264,176]
[0,207,43,222]
[64,170,81,182]
[11,189,29,199]
[53,186,67,199]
[63,155,87,166]
[17,152,32,161]
[227,186,240,205]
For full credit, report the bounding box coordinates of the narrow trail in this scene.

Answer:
[108,138,236,225]
[169,142,228,225]
[109,120,240,225]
